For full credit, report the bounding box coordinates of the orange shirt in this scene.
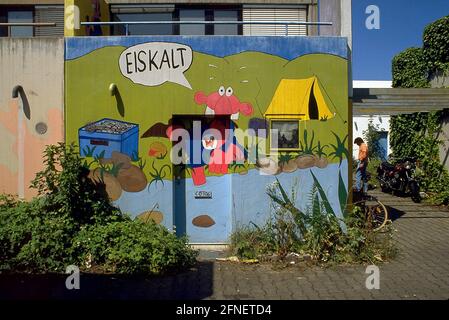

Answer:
[358,143,368,162]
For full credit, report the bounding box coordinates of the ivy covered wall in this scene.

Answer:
[390,15,449,205]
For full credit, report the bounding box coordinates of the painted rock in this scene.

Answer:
[111,151,132,169]
[257,158,281,175]
[315,157,329,169]
[148,141,167,158]
[256,157,271,168]
[295,155,317,169]
[116,165,147,192]
[238,169,248,175]
[137,210,164,224]
[192,215,216,228]
[88,169,122,201]
[281,159,298,173]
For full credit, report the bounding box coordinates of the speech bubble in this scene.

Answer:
[119,42,193,89]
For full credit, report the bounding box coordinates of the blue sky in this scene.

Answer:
[352,0,449,80]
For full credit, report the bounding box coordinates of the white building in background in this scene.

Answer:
[352,80,392,161]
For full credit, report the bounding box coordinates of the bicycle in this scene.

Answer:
[352,177,389,232]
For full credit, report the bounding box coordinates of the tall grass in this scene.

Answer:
[230,175,396,264]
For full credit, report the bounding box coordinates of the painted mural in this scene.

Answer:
[65,36,350,243]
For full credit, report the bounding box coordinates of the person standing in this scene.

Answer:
[354,137,369,193]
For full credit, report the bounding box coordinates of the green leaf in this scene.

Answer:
[310,170,335,216]
[338,170,348,216]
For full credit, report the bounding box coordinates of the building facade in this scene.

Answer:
[1,0,352,244]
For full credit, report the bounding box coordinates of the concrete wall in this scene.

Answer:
[0,38,64,199]
[317,0,351,48]
[318,0,341,38]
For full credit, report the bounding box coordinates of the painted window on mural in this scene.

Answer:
[270,120,299,151]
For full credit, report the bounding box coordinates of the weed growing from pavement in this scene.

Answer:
[229,178,397,266]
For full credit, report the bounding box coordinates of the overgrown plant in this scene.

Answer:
[423,15,449,74]
[362,119,384,161]
[0,143,197,274]
[391,15,449,205]
[230,177,395,265]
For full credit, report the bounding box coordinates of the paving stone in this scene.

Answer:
[1,190,449,300]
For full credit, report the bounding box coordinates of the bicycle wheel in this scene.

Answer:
[368,200,389,231]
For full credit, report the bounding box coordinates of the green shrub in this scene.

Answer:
[367,158,381,175]
[74,220,198,274]
[423,15,449,73]
[0,143,197,274]
[230,224,276,260]
[392,47,429,88]
[362,120,383,161]
[31,143,124,227]
[391,15,449,206]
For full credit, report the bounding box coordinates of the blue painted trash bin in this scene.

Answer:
[78,118,139,159]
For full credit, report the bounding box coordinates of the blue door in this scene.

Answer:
[173,116,233,243]
[376,131,388,161]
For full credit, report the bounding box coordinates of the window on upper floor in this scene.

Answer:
[0,5,64,37]
[111,5,241,36]
[7,10,33,37]
[242,5,307,36]
[110,4,307,36]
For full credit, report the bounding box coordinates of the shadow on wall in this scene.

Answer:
[109,83,125,117]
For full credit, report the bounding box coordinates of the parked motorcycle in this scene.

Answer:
[377,157,421,203]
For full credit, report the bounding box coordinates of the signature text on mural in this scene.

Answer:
[194,191,212,199]
[119,42,193,89]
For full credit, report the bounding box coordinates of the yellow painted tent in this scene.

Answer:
[264,76,335,120]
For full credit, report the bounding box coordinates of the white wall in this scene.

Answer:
[352,81,392,160]
[353,115,391,159]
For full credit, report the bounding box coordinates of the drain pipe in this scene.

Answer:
[12,85,22,98]
[317,0,321,36]
[109,83,117,96]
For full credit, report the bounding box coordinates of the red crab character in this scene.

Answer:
[166,119,244,186]
[194,86,253,120]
